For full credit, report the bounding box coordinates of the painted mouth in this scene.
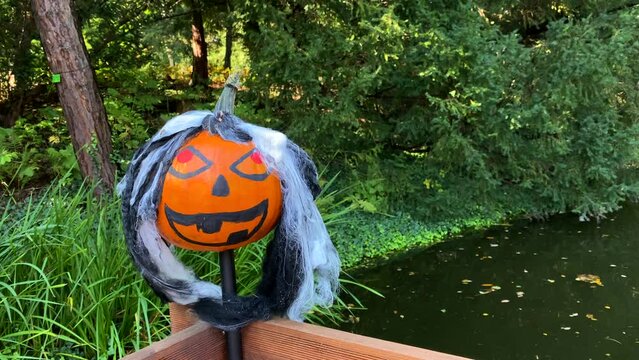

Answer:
[164,200,269,247]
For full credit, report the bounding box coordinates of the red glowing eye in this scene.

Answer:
[250,151,263,164]
[176,149,194,163]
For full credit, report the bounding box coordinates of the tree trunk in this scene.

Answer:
[1,3,34,128]
[190,0,208,86]
[31,0,115,196]
[224,24,233,69]
[0,92,24,128]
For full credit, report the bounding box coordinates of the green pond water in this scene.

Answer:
[340,204,639,359]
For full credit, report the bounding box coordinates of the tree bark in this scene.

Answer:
[31,0,115,195]
[224,23,233,69]
[190,0,209,86]
[0,92,24,128]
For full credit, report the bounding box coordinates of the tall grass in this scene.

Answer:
[0,176,370,359]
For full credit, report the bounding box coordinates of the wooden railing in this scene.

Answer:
[122,304,470,360]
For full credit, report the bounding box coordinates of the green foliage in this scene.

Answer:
[101,65,169,168]
[46,144,80,180]
[334,210,504,268]
[0,109,79,187]
[0,0,46,102]
[0,64,171,184]
[476,0,638,31]
[242,1,639,221]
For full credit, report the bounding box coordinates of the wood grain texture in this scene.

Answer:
[170,303,199,334]
[123,305,470,360]
[243,318,469,360]
[123,322,227,360]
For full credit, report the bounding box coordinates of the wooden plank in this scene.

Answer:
[243,318,468,360]
[123,318,469,360]
[122,322,226,360]
[169,303,198,334]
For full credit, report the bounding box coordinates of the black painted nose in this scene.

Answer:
[212,175,230,197]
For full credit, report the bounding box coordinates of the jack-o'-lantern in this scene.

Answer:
[157,131,283,252]
[121,73,339,332]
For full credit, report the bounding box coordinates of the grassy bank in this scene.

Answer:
[334,211,505,269]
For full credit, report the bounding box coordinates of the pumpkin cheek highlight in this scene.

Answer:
[250,151,263,164]
[177,149,193,163]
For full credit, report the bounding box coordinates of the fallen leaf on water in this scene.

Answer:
[575,274,604,286]
[561,326,571,331]
[501,299,510,303]
[569,313,579,317]
[547,279,556,283]
[604,305,611,310]
[440,309,446,313]
[605,336,622,345]
[516,291,525,298]
[462,279,473,285]
[480,256,493,260]
[482,313,489,316]
[479,285,501,295]
[586,314,597,321]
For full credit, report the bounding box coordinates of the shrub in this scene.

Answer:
[241,1,639,221]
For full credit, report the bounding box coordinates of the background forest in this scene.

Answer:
[2,0,639,358]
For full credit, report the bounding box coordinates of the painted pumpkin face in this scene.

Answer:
[157,132,283,252]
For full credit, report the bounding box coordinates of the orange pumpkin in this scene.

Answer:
[157,132,283,251]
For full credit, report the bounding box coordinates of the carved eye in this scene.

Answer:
[169,146,212,179]
[231,149,268,181]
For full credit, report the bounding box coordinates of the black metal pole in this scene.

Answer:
[219,250,243,360]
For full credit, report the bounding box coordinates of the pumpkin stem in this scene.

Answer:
[214,72,241,115]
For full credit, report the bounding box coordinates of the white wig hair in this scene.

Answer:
[118,81,340,331]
